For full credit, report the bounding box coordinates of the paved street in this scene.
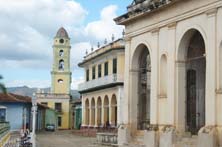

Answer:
[36,130,103,147]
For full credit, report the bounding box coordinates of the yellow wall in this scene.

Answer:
[38,99,70,129]
[52,73,71,94]
[84,52,125,81]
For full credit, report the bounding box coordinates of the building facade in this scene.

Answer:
[37,27,71,129]
[115,0,222,147]
[78,39,125,129]
[0,93,47,131]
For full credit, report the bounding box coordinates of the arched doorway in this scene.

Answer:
[97,97,102,126]
[103,96,109,126]
[111,94,117,126]
[91,98,95,126]
[132,44,151,130]
[85,99,89,126]
[177,29,206,134]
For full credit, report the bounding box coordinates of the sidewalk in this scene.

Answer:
[3,132,20,147]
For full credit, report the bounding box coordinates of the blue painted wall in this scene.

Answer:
[1,103,31,131]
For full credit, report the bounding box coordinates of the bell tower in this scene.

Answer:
[51,27,72,94]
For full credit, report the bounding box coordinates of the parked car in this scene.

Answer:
[45,124,55,131]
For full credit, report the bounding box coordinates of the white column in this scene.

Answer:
[150,29,159,124]
[205,9,217,125]
[82,98,85,126]
[118,86,123,124]
[89,105,92,126]
[167,23,177,125]
[123,37,131,125]
[101,100,105,126]
[109,102,112,125]
[95,102,98,127]
[175,61,186,132]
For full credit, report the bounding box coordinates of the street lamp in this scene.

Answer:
[31,92,37,147]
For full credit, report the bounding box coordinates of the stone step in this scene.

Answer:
[175,135,198,147]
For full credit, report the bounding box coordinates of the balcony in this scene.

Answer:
[78,74,124,92]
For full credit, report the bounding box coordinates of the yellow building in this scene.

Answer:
[37,27,71,129]
[78,39,125,129]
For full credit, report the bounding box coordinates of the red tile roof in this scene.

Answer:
[0,93,49,109]
[0,93,31,103]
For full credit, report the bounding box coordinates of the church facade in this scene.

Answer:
[37,27,71,129]
[115,0,222,147]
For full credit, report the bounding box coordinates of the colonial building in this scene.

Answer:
[78,39,125,129]
[115,0,222,147]
[37,27,71,129]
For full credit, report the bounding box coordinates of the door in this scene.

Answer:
[186,70,197,134]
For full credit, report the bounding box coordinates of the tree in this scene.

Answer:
[0,75,6,94]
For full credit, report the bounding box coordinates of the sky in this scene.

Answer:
[0,0,132,89]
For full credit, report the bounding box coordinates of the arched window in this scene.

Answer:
[59,59,64,70]
[58,79,63,83]
[160,54,167,97]
[59,50,64,57]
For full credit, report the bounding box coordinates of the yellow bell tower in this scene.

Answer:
[51,27,72,94]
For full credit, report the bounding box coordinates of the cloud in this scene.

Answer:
[0,0,87,69]
[0,1,124,89]
[85,5,124,42]
[71,77,84,90]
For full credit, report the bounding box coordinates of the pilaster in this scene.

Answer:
[205,9,217,126]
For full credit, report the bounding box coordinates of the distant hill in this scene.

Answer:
[7,86,80,99]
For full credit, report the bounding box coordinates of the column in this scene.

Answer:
[167,22,177,125]
[82,99,85,126]
[101,100,105,126]
[95,102,98,127]
[123,37,131,125]
[175,61,186,132]
[205,9,217,126]
[109,102,112,126]
[150,28,159,124]
[89,105,92,127]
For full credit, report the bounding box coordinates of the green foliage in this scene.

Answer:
[0,75,7,94]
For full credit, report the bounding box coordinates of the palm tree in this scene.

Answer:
[0,75,6,94]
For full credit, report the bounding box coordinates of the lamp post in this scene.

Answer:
[31,93,37,147]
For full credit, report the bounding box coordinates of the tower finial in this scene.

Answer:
[122,29,125,37]
[97,42,100,48]
[104,38,107,45]
[112,34,115,41]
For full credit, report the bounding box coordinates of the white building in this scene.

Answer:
[115,0,222,147]
[78,39,125,130]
